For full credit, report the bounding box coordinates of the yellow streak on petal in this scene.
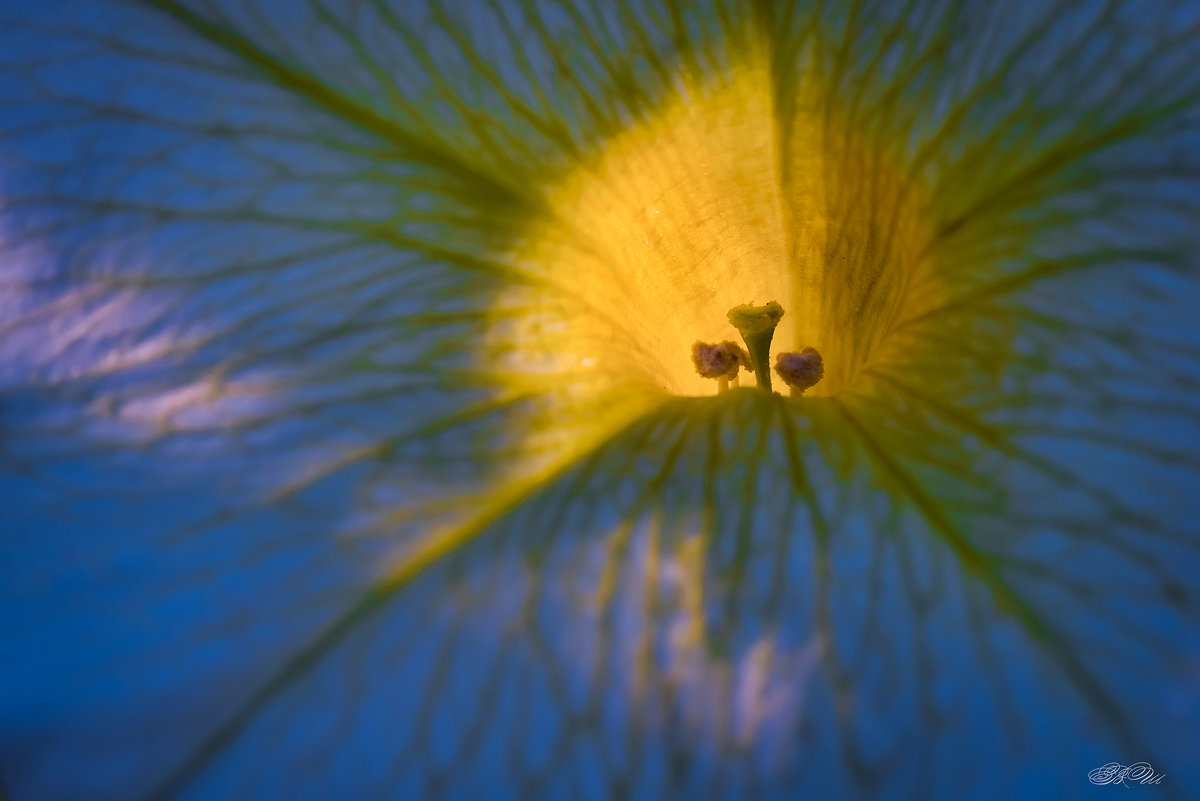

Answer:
[369,396,672,599]
[675,533,708,650]
[369,447,586,600]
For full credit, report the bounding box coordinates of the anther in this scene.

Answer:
[775,347,824,395]
[692,340,751,393]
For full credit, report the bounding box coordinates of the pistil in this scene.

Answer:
[726,301,785,391]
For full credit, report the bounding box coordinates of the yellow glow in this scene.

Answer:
[490,54,938,403]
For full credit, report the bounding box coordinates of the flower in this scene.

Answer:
[2,0,1199,799]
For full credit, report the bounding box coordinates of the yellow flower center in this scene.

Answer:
[491,55,939,401]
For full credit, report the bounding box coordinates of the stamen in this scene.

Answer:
[775,347,824,395]
[692,340,750,393]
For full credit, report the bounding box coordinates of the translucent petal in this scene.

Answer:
[2,1,1199,799]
